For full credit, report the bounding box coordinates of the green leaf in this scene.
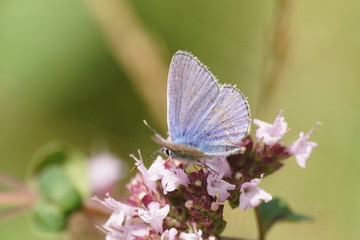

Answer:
[39,165,82,213]
[32,199,66,233]
[28,140,90,199]
[258,197,313,234]
[62,147,90,199]
[28,140,70,175]
[28,141,89,233]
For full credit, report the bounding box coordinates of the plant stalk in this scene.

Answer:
[255,207,265,240]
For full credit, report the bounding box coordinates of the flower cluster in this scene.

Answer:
[95,111,319,239]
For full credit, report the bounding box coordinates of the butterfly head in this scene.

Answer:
[160,147,172,157]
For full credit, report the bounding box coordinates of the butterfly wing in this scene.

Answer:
[166,51,250,157]
[167,51,220,145]
[193,85,250,155]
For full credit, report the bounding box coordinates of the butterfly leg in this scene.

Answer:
[196,159,219,175]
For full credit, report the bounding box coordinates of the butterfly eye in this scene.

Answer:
[165,149,171,156]
[161,147,171,156]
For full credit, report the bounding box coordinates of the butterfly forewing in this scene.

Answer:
[167,51,220,144]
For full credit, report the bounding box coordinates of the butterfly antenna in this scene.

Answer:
[130,150,144,172]
[130,148,163,172]
[147,148,163,160]
[131,162,143,172]
[143,120,162,136]
[197,160,219,175]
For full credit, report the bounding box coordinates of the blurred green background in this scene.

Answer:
[0,0,359,239]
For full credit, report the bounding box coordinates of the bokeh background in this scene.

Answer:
[0,0,359,239]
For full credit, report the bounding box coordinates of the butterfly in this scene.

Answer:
[150,51,251,162]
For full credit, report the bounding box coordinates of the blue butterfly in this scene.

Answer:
[151,51,251,161]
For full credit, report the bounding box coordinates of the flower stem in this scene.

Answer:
[0,205,30,221]
[83,199,112,217]
[254,207,265,240]
[0,173,27,189]
[0,191,37,205]
[257,0,293,116]
[220,238,253,240]
[0,190,37,221]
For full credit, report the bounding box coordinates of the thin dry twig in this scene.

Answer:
[0,205,31,221]
[0,191,37,205]
[0,172,37,206]
[258,0,293,115]
[220,237,253,240]
[0,189,37,221]
[83,0,168,126]
[83,199,112,218]
[0,172,27,189]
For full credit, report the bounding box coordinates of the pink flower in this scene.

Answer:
[147,156,167,180]
[88,152,126,194]
[210,202,220,211]
[93,193,138,216]
[104,217,148,240]
[200,157,232,178]
[130,151,160,192]
[95,194,149,239]
[253,110,288,146]
[207,173,235,203]
[131,151,189,195]
[161,167,190,194]
[161,165,189,194]
[104,230,124,240]
[115,219,149,239]
[288,122,320,168]
[179,229,203,240]
[161,228,178,240]
[138,202,170,233]
[104,210,125,229]
[239,174,272,210]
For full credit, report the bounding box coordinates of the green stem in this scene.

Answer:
[220,238,253,240]
[254,207,265,240]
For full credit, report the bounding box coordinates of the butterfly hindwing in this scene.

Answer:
[193,86,250,155]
